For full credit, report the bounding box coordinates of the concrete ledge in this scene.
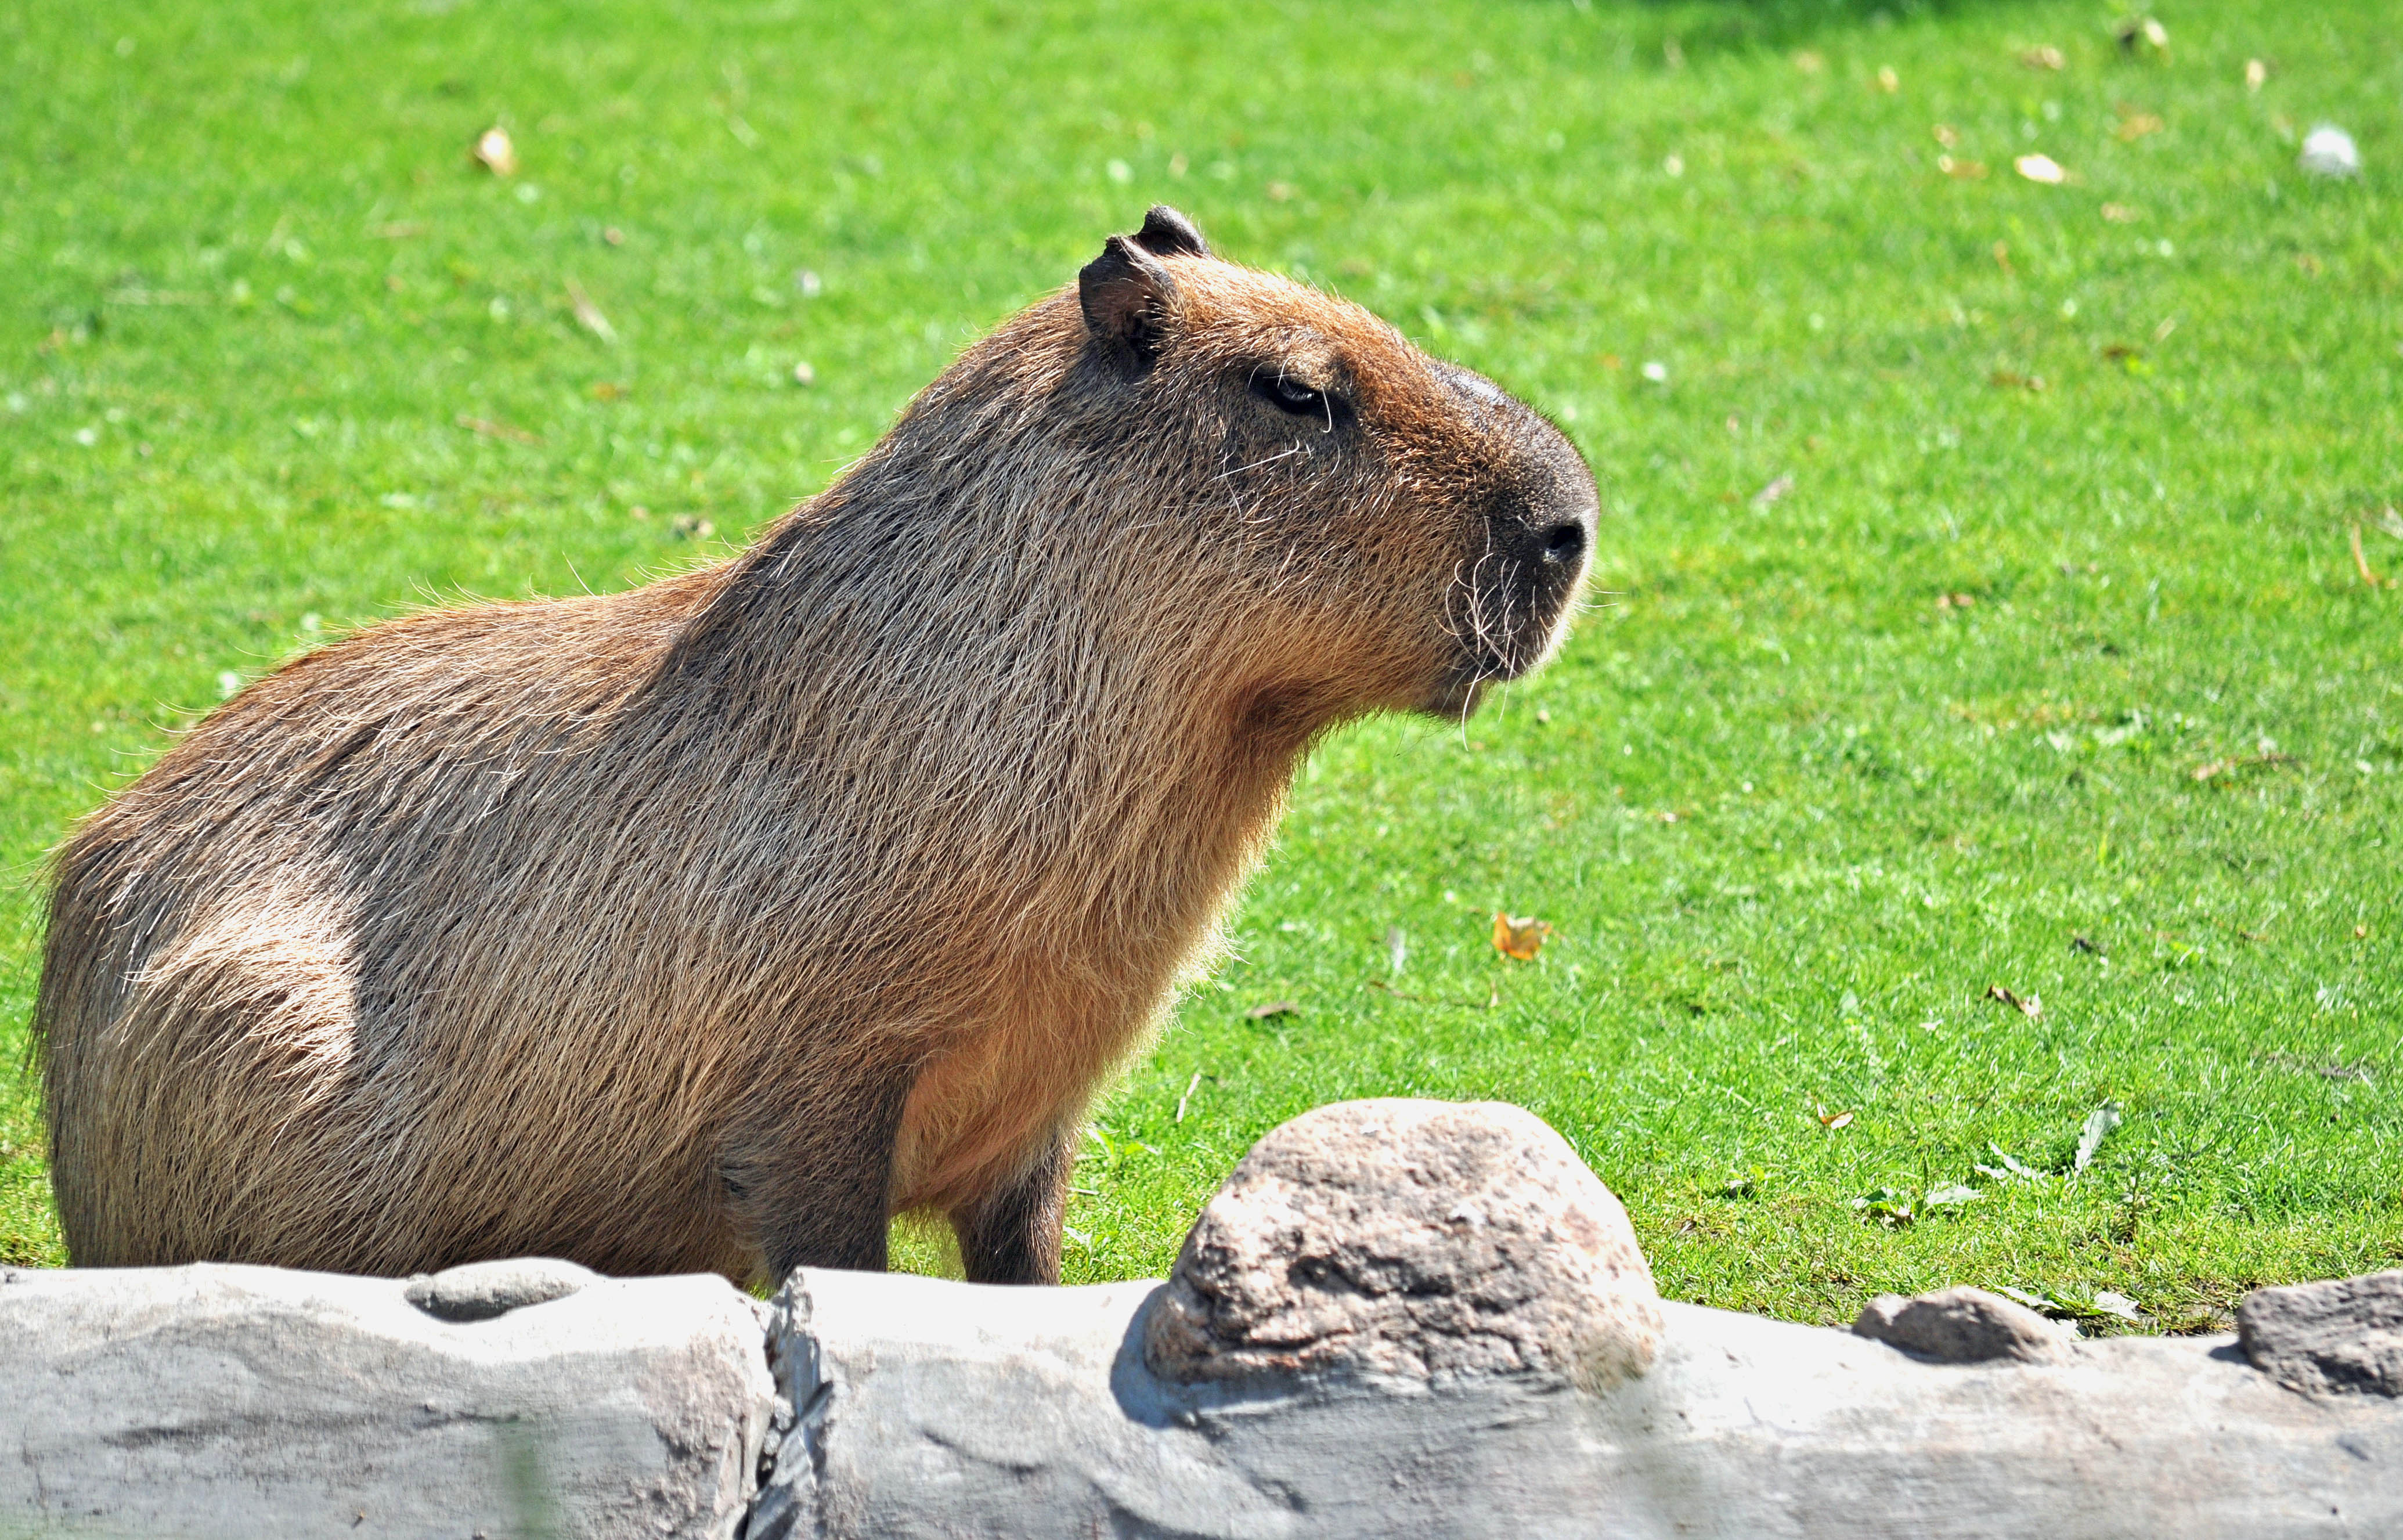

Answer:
[5,1101,2399,1539]
[0,1261,773,1539]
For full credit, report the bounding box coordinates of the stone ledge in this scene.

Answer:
[5,1100,2400,1539]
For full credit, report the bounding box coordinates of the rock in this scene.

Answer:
[0,1262,773,1539]
[1853,1286,2069,1364]
[403,1256,598,1321]
[1141,1098,1662,1391]
[2239,1268,2403,1397]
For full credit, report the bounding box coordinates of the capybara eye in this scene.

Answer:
[1253,370,1332,419]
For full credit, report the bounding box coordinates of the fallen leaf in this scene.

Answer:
[565,277,617,344]
[1818,1108,1855,1130]
[2091,1289,2143,1322]
[1983,1144,2051,1181]
[2101,202,2142,222]
[1989,369,2047,392]
[1924,1182,1982,1209]
[2114,111,2165,142]
[1984,983,2041,1018]
[1937,154,1987,179]
[603,226,625,246]
[1932,123,1960,148]
[1492,913,1553,960]
[473,125,517,176]
[791,360,816,387]
[2114,16,2169,56]
[1935,592,1978,610]
[1245,999,1298,1019]
[2351,524,2381,586]
[370,221,425,239]
[1875,66,1899,93]
[1750,473,1794,507]
[1793,50,1824,74]
[455,413,540,445]
[2151,316,2178,342]
[2014,153,2068,185]
[1265,181,1296,201]
[2020,45,2066,71]
[2244,58,2268,92]
[2074,1103,2123,1171]
[587,381,627,401]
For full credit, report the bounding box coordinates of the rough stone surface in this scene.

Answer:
[404,1255,599,1321]
[2239,1268,2403,1397]
[1853,1286,2069,1364]
[0,1261,774,1539]
[755,1267,2403,1540]
[1142,1098,1662,1390]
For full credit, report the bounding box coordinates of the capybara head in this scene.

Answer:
[1074,207,1595,721]
[806,205,1600,744]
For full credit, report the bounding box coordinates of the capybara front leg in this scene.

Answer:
[729,1077,911,1284]
[951,1127,1074,1285]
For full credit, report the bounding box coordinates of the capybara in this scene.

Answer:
[37,207,1596,1287]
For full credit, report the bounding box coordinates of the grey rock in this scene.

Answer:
[2239,1268,2403,1397]
[1853,1285,2069,1364]
[0,1261,774,1539]
[1142,1098,1662,1391]
[404,1254,600,1321]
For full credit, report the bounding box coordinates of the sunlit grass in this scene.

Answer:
[4,0,2397,1325]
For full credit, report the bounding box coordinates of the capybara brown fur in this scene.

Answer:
[37,207,1596,1287]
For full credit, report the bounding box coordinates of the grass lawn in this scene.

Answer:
[4,0,2398,1328]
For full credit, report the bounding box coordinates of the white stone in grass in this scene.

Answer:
[2299,125,2361,178]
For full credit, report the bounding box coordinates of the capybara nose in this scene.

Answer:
[1539,520,1586,566]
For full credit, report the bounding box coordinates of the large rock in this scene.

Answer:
[0,1260,774,1539]
[2239,1268,2403,1397]
[1142,1098,1662,1391]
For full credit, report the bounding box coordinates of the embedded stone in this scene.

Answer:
[2238,1268,2403,1397]
[403,1256,599,1322]
[1853,1286,2069,1364]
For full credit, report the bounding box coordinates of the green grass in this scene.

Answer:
[5,0,2398,1328]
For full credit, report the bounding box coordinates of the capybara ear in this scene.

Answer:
[1133,205,1209,259]
[1078,232,1181,375]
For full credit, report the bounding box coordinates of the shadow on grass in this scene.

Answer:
[1590,0,2051,57]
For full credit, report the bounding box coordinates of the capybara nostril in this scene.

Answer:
[1541,521,1586,565]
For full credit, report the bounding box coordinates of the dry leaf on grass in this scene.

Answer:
[472,126,517,176]
[2014,153,2068,185]
[455,413,539,445]
[1937,154,1987,180]
[2020,45,2066,71]
[2101,203,2142,223]
[1245,999,1298,1019]
[2074,1103,2123,1171]
[1751,473,1794,506]
[2245,58,2269,92]
[1984,983,2041,1018]
[565,278,617,344]
[2114,110,2165,142]
[1492,913,1552,960]
[1817,1108,1855,1130]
